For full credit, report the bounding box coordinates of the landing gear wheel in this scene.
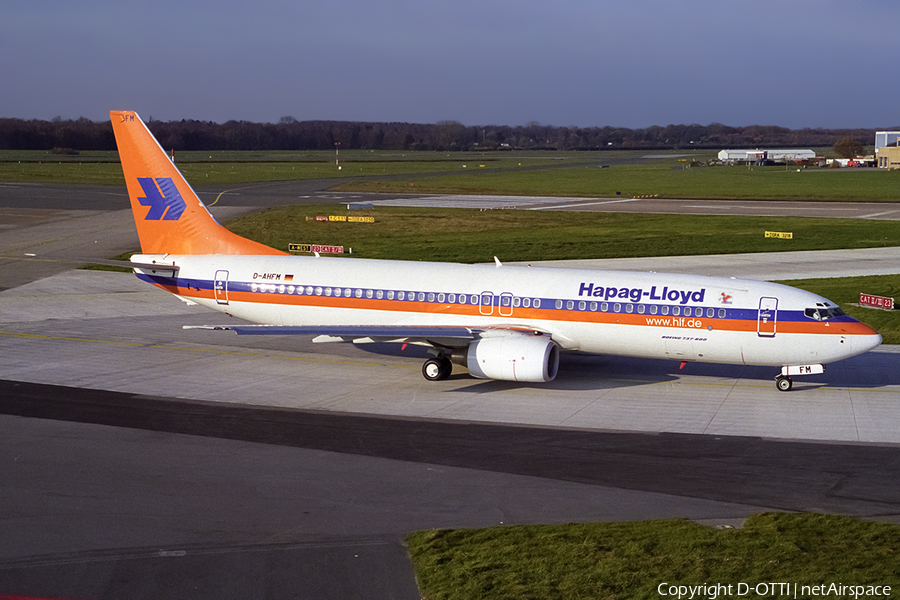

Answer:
[422,357,452,381]
[775,375,793,392]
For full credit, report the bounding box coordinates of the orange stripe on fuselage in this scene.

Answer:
[156,280,877,337]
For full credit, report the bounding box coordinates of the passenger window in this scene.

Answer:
[638,304,645,314]
[366,289,373,299]
[650,305,658,315]
[555,300,563,309]
[707,307,714,318]
[601,302,609,312]
[613,303,621,312]
[523,298,531,308]
[718,308,725,318]
[449,293,456,303]
[661,305,669,315]
[626,304,634,314]
[566,300,574,310]
[376,290,384,300]
[590,301,597,311]
[534,299,542,308]
[438,293,445,303]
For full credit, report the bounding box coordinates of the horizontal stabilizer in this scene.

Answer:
[19,254,179,275]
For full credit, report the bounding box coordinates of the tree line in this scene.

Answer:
[0,115,886,153]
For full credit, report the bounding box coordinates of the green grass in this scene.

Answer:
[5,148,900,201]
[0,148,607,185]
[407,513,900,600]
[95,205,900,342]
[779,275,900,343]
[340,160,900,201]
[223,205,900,342]
[226,205,900,263]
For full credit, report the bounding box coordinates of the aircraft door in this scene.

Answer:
[479,292,494,316]
[214,270,229,305]
[757,297,777,337]
[499,292,514,317]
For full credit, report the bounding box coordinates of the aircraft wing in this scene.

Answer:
[184,324,549,348]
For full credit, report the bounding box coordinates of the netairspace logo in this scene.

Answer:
[657,582,892,600]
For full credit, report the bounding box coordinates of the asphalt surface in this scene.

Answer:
[2,180,900,599]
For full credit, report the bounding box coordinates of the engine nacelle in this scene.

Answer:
[457,335,560,382]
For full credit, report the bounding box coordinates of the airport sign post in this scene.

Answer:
[859,293,894,310]
[289,244,345,254]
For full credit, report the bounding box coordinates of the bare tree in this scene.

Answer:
[833,136,864,159]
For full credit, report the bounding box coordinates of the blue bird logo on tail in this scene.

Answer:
[137,177,186,221]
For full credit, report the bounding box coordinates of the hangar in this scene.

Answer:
[717,149,815,164]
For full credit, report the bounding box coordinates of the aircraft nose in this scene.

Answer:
[846,321,882,353]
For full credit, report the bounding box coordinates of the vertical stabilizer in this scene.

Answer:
[111,110,286,256]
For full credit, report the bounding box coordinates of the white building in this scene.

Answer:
[718,149,816,163]
[875,132,900,149]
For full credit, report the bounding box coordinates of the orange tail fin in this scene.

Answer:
[110,110,286,256]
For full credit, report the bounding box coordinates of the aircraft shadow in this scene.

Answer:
[350,342,900,392]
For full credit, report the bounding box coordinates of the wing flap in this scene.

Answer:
[184,324,480,343]
[184,324,556,349]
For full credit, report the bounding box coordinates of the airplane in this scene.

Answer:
[110,110,882,391]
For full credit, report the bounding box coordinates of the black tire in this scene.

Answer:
[423,357,452,381]
[775,375,793,392]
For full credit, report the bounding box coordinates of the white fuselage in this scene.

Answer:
[133,253,882,368]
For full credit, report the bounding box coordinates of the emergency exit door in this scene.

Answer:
[214,270,229,305]
[757,297,777,337]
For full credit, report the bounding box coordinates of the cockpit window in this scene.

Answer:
[805,307,847,321]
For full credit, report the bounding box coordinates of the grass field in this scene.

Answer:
[222,205,900,343]
[0,148,611,185]
[6,148,898,201]
[226,205,900,262]
[340,161,900,201]
[406,512,900,600]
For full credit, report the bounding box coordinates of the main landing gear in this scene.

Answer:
[775,375,793,392]
[422,356,453,381]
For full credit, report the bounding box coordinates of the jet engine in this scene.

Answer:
[455,334,559,382]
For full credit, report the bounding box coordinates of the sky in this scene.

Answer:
[3,0,899,129]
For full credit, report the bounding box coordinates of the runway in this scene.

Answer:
[2,183,900,599]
